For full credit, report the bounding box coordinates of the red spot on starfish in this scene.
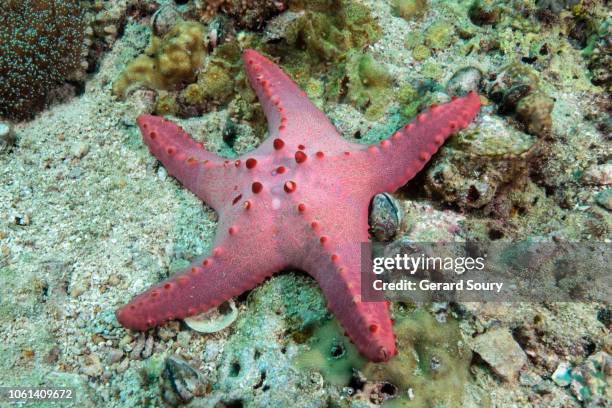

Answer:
[295,151,307,163]
[273,138,285,150]
[120,49,481,363]
[284,181,296,193]
[252,182,263,194]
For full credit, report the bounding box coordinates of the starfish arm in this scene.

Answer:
[290,192,396,362]
[243,49,354,152]
[359,92,481,193]
[116,232,285,331]
[136,115,231,211]
[299,237,396,362]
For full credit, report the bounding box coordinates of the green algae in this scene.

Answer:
[141,354,165,385]
[153,92,179,116]
[392,0,428,21]
[345,52,394,120]
[412,44,431,61]
[189,41,245,106]
[424,22,455,50]
[363,309,471,407]
[292,306,471,405]
[404,19,456,65]
[398,84,423,119]
[294,318,366,386]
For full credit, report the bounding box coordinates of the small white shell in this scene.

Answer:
[183,299,238,333]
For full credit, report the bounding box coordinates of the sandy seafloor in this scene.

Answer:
[0,0,610,407]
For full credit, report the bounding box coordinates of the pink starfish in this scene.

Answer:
[116,49,481,362]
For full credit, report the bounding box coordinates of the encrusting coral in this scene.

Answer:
[0,0,90,121]
[112,21,206,97]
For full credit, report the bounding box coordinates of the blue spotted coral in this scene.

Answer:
[0,0,89,120]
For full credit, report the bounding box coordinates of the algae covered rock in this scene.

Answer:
[0,0,90,120]
[411,44,431,61]
[515,92,555,137]
[425,114,536,209]
[537,0,581,15]
[196,0,286,29]
[585,18,611,92]
[424,22,455,50]
[153,92,180,116]
[471,328,528,382]
[392,0,428,21]
[345,52,394,120]
[489,63,540,113]
[446,67,483,97]
[468,0,502,26]
[135,1,383,124]
[173,40,260,120]
[186,41,244,107]
[112,21,206,97]
[488,63,555,137]
[266,0,381,64]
